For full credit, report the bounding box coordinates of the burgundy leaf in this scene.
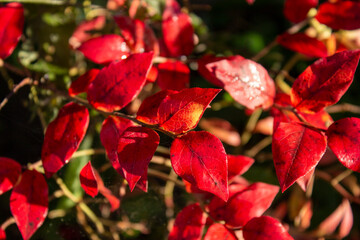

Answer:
[162,0,194,57]
[168,203,205,240]
[0,2,24,60]
[137,88,221,135]
[326,117,360,172]
[78,34,130,64]
[87,52,153,112]
[170,131,229,201]
[114,16,159,55]
[316,1,360,30]
[69,16,106,49]
[277,33,328,58]
[93,170,120,212]
[272,122,327,192]
[42,102,89,178]
[243,216,294,240]
[100,116,159,191]
[203,224,237,240]
[283,0,317,23]
[0,157,22,195]
[80,161,98,197]
[291,50,360,113]
[157,60,190,91]
[10,170,48,240]
[206,57,275,110]
[227,155,254,181]
[68,69,100,96]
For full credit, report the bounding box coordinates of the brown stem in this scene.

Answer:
[0,78,32,111]
[326,103,360,114]
[147,168,184,187]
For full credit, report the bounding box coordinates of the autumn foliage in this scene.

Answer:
[1,0,360,239]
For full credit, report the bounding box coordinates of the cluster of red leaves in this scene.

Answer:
[2,0,360,239]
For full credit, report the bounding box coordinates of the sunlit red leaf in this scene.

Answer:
[146,66,158,83]
[80,161,98,197]
[93,170,120,212]
[114,16,159,55]
[227,155,254,181]
[87,52,153,112]
[272,122,327,192]
[168,203,205,240]
[203,224,237,240]
[137,88,221,134]
[78,34,130,64]
[198,55,243,87]
[206,57,275,110]
[42,102,89,178]
[326,118,360,172]
[171,131,228,201]
[283,0,317,23]
[100,116,159,191]
[162,0,194,57]
[277,33,328,58]
[272,93,333,131]
[199,118,241,147]
[316,1,360,30]
[10,170,48,240]
[290,50,360,113]
[243,216,294,240]
[0,157,21,195]
[316,199,353,238]
[68,69,100,96]
[69,16,106,49]
[157,60,190,91]
[0,2,24,60]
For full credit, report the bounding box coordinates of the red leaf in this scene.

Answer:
[146,66,158,83]
[100,116,159,191]
[212,182,278,227]
[283,0,317,23]
[0,3,24,60]
[68,69,100,96]
[157,60,190,91]
[114,16,159,56]
[326,117,360,172]
[272,93,333,131]
[135,170,148,192]
[10,170,48,240]
[170,131,229,201]
[0,157,22,195]
[78,34,130,64]
[254,116,274,135]
[246,0,255,5]
[93,170,120,212]
[243,216,294,240]
[168,203,205,240]
[69,16,106,49]
[272,122,327,192]
[199,118,241,147]
[277,33,328,58]
[87,52,154,112]
[137,88,221,135]
[290,50,360,113]
[198,55,243,87]
[316,1,360,30]
[0,228,5,240]
[206,57,275,110]
[203,224,237,240]
[317,199,353,238]
[227,155,254,181]
[80,162,98,197]
[42,102,89,178]
[296,168,314,192]
[162,0,194,57]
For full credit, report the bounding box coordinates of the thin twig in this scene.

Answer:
[326,103,360,114]
[245,136,272,158]
[241,108,262,146]
[0,217,15,230]
[0,78,32,111]
[148,168,184,187]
